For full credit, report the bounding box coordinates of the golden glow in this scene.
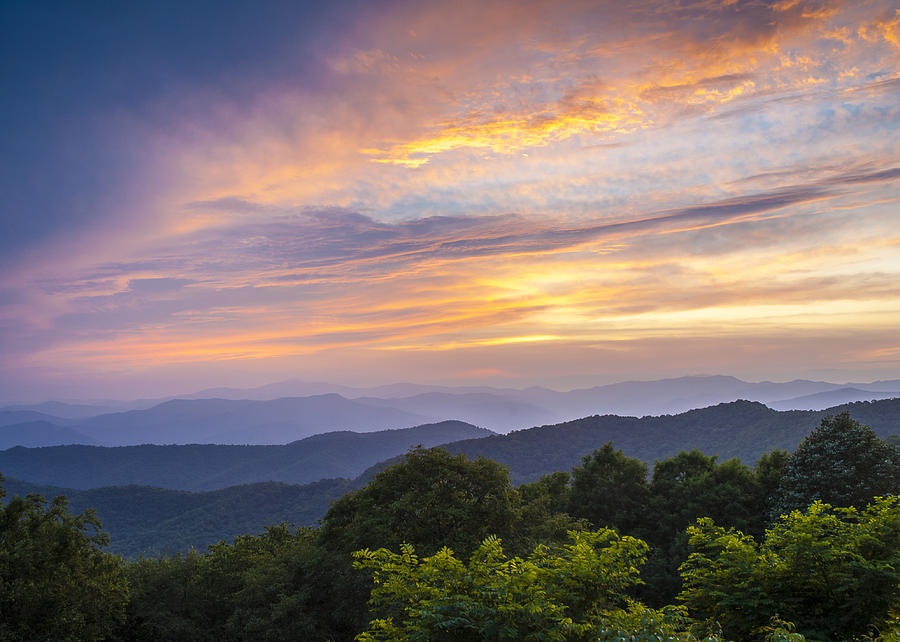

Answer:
[7,0,900,393]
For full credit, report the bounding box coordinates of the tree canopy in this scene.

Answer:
[770,411,900,518]
[567,443,650,533]
[353,529,716,641]
[0,475,128,641]
[320,446,518,559]
[680,496,900,640]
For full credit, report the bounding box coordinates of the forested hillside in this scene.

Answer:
[0,420,490,490]
[1,476,352,557]
[442,398,900,483]
[2,411,898,640]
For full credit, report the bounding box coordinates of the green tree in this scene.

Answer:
[516,471,588,552]
[321,446,518,559]
[751,449,789,532]
[302,447,522,639]
[770,411,900,518]
[353,529,711,641]
[640,450,760,605]
[0,476,128,641]
[568,443,650,533]
[680,496,900,640]
[125,525,325,641]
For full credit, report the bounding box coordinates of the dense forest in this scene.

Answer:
[2,411,900,640]
[3,399,899,560]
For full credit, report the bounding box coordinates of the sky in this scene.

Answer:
[2,0,900,401]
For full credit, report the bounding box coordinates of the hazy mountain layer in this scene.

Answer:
[0,410,78,428]
[0,420,97,449]
[0,421,492,490]
[440,398,900,484]
[70,394,432,446]
[3,376,899,450]
[768,387,900,411]
[3,398,898,558]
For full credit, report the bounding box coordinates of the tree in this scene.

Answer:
[352,529,712,641]
[640,450,760,605]
[750,449,789,533]
[516,472,589,552]
[304,447,521,639]
[124,524,325,641]
[0,475,128,640]
[567,443,650,534]
[770,411,900,518]
[680,496,900,640]
[320,446,518,559]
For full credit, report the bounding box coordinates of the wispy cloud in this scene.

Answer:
[3,0,900,398]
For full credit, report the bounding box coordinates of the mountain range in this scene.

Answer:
[0,421,492,490]
[2,397,898,558]
[1,375,898,449]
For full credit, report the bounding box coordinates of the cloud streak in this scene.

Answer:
[2,0,900,398]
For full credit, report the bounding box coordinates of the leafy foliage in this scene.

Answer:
[0,475,128,641]
[568,443,650,533]
[321,446,518,559]
[770,411,900,517]
[680,496,900,640]
[354,529,661,641]
[125,524,326,641]
[637,450,765,606]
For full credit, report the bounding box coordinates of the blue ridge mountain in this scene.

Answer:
[69,394,434,446]
[0,420,97,449]
[438,398,900,483]
[0,420,493,490]
[355,392,561,433]
[3,398,899,559]
[767,387,899,410]
[5,375,900,449]
[0,410,78,428]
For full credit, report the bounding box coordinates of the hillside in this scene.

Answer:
[4,399,898,559]
[0,420,96,449]
[69,394,432,446]
[0,410,77,428]
[356,392,561,433]
[0,420,491,490]
[1,476,351,557]
[768,387,899,411]
[440,398,900,483]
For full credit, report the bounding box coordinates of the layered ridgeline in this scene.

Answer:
[3,400,899,560]
[4,399,900,491]
[1,476,351,558]
[3,375,899,449]
[0,421,493,490]
[0,393,550,447]
[379,398,900,484]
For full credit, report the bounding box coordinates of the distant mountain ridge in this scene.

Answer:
[0,421,492,490]
[66,394,434,446]
[0,420,97,450]
[3,397,898,559]
[768,387,900,411]
[3,375,899,449]
[441,398,900,484]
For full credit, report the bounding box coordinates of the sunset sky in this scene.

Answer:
[2,0,900,401]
